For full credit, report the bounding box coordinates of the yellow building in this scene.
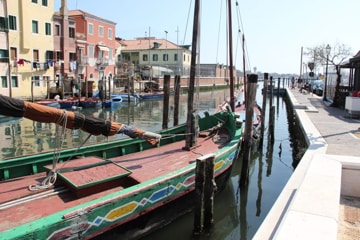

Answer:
[0,0,10,97]
[7,0,55,99]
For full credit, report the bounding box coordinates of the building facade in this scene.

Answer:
[7,0,55,99]
[53,0,77,97]
[119,37,192,78]
[67,9,117,95]
[0,0,10,97]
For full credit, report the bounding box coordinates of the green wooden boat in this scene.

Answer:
[0,93,243,240]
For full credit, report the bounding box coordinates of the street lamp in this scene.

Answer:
[323,44,331,101]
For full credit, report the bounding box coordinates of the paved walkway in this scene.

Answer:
[254,87,360,240]
[290,88,360,240]
[290,88,360,157]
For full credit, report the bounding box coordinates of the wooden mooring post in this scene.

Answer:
[239,74,258,186]
[259,73,268,149]
[162,75,170,129]
[193,153,215,236]
[268,76,275,144]
[173,75,181,126]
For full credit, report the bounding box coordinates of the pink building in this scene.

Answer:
[69,10,116,95]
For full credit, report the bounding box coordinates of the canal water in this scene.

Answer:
[0,83,306,239]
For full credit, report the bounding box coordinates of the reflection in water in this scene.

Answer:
[0,89,232,160]
[256,153,263,217]
[239,183,249,240]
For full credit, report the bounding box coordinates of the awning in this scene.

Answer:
[98,45,109,52]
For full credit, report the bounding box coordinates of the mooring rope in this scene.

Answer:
[29,111,92,191]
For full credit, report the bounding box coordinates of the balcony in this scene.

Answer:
[95,57,109,70]
[77,56,88,66]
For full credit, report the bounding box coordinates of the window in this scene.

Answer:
[163,54,168,61]
[45,22,51,35]
[32,76,40,87]
[1,76,7,88]
[88,23,93,35]
[98,26,104,37]
[10,47,17,62]
[174,53,178,62]
[32,0,38,3]
[88,45,94,58]
[108,28,113,39]
[0,17,7,31]
[56,51,63,61]
[69,27,75,38]
[32,20,39,34]
[143,54,148,62]
[54,24,60,36]
[42,0,48,6]
[33,49,39,62]
[11,76,18,88]
[9,15,16,30]
[69,52,76,61]
[108,48,113,59]
[46,51,54,61]
[0,49,9,63]
[153,54,158,61]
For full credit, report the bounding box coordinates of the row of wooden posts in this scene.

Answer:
[192,73,285,236]
[159,73,285,236]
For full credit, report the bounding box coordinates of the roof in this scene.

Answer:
[121,37,184,51]
[66,10,117,25]
[350,50,360,63]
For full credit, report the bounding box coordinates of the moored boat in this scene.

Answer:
[112,93,139,102]
[35,99,61,108]
[58,98,80,109]
[0,94,242,239]
[79,98,101,108]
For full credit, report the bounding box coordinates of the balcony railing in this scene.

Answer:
[77,56,88,66]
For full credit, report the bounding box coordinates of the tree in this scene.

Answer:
[305,43,352,107]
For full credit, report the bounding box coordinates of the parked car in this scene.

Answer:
[311,80,324,96]
[315,83,324,96]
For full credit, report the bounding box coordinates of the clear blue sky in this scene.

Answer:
[55,0,360,75]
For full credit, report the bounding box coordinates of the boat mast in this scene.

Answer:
[242,33,247,100]
[227,0,235,111]
[185,0,200,150]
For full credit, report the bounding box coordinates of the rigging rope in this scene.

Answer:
[183,0,193,45]
[235,0,251,71]
[29,111,92,191]
[215,0,224,63]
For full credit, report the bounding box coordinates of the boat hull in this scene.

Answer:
[58,100,79,109]
[112,93,138,102]
[138,92,164,100]
[36,100,61,108]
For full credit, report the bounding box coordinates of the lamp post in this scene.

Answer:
[323,44,331,101]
